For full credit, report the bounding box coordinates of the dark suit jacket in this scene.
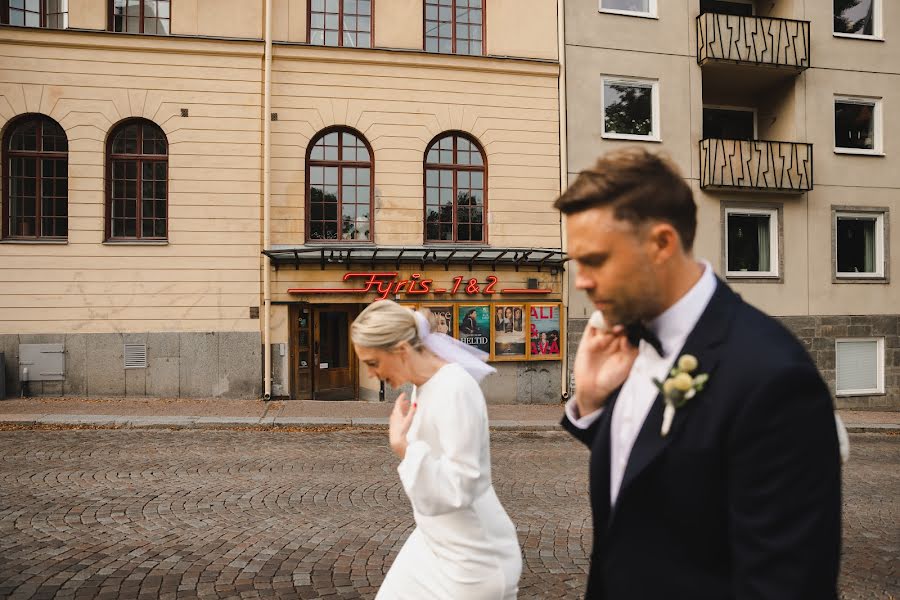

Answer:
[563,279,841,600]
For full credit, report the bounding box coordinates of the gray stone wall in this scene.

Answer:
[567,315,900,410]
[0,332,262,400]
[780,315,899,410]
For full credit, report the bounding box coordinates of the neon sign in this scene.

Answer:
[287,272,553,299]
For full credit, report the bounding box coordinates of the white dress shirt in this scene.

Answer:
[565,261,718,506]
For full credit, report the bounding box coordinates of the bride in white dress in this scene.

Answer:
[350,300,522,600]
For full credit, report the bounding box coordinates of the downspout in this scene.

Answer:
[557,0,570,401]
[263,0,273,400]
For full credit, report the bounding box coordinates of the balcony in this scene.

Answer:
[700,139,813,193]
[697,13,810,72]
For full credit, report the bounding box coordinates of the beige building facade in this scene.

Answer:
[564,0,899,408]
[0,0,565,403]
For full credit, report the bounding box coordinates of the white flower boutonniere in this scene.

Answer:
[653,354,709,437]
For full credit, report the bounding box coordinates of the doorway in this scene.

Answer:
[289,304,357,400]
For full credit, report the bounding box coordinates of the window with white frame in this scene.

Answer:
[835,210,886,278]
[835,338,884,396]
[602,78,659,141]
[599,0,656,18]
[835,96,882,154]
[725,207,779,277]
[834,0,881,39]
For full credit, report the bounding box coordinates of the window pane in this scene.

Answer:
[602,0,651,12]
[836,217,878,273]
[604,82,653,136]
[834,0,874,35]
[727,214,771,272]
[700,0,753,16]
[703,108,755,140]
[835,101,875,150]
[836,340,879,392]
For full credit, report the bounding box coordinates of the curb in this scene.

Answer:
[1,416,898,433]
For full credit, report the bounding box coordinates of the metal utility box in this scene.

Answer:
[18,344,65,382]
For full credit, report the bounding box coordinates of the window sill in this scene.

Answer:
[598,9,658,19]
[602,133,661,143]
[834,148,885,156]
[833,33,884,42]
[836,390,886,397]
[834,274,888,283]
[0,238,68,245]
[103,240,169,246]
[726,273,781,282]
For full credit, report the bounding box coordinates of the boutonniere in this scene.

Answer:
[653,354,709,437]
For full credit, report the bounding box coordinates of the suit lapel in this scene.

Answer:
[613,279,740,514]
[591,387,620,530]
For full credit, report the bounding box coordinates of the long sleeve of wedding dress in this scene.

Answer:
[397,378,490,516]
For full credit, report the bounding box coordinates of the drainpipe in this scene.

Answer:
[263,0,273,400]
[557,0,570,401]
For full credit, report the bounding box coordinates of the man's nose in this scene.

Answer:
[574,268,594,290]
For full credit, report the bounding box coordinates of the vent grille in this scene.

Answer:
[124,344,147,369]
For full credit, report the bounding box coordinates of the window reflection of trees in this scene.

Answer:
[604,83,652,136]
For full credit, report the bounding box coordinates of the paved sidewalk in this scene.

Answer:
[0,396,897,432]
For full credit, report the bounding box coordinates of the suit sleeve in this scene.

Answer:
[560,398,604,448]
[727,363,842,600]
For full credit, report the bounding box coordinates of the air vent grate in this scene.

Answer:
[124,344,147,369]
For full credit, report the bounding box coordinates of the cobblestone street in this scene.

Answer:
[0,429,896,599]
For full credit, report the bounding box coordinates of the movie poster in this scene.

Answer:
[457,305,490,353]
[529,304,562,359]
[423,305,453,337]
[494,304,526,358]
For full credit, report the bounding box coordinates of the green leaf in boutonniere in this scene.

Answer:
[654,354,709,437]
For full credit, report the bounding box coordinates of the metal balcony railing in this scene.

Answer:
[697,13,810,70]
[700,139,813,193]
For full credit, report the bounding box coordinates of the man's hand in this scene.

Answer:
[573,322,638,417]
[388,393,416,459]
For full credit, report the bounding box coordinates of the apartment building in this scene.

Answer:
[0,0,565,403]
[564,0,899,408]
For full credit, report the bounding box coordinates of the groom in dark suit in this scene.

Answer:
[557,148,841,599]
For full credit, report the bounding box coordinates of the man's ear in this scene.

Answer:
[647,222,681,264]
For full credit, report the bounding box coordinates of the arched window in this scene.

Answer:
[2,114,68,239]
[424,132,485,243]
[106,119,168,240]
[306,128,373,242]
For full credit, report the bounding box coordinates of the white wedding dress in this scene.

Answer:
[376,363,522,599]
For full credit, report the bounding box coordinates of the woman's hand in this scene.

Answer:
[389,393,417,459]
[573,324,638,417]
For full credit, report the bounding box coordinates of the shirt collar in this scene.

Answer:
[647,260,717,357]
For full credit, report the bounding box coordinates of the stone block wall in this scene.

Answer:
[566,315,900,410]
[0,332,262,400]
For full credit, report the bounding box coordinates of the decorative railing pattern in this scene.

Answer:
[697,13,810,70]
[700,139,813,193]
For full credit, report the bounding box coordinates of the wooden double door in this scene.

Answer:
[289,304,358,400]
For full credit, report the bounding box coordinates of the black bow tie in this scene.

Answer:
[625,321,665,357]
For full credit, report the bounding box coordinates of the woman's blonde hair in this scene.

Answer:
[350,300,437,350]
